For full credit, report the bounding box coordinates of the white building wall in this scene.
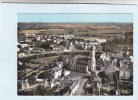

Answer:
[53,70,62,79]
[64,70,70,76]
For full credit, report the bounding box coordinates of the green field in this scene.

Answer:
[30,56,59,65]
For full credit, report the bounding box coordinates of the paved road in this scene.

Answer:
[74,78,88,96]
[67,71,90,96]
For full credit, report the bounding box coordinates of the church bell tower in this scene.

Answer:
[91,45,96,71]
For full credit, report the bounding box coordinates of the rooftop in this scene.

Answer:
[120,66,130,72]
[74,55,91,60]
[52,66,62,72]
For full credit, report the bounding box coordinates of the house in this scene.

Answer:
[118,60,124,68]
[33,47,45,52]
[90,41,99,45]
[62,56,69,64]
[96,39,106,44]
[119,66,130,79]
[109,53,123,59]
[50,79,60,88]
[105,67,115,74]
[64,34,72,39]
[100,52,110,61]
[53,40,57,43]
[63,46,68,51]
[56,38,61,44]
[19,79,29,90]
[44,79,49,87]
[25,39,32,42]
[79,42,85,48]
[17,47,20,52]
[51,67,62,80]
[18,61,23,66]
[53,46,63,51]
[75,40,79,45]
[93,77,102,82]
[28,47,33,51]
[36,77,50,87]
[84,42,92,50]
[36,77,45,84]
[129,56,133,63]
[19,43,31,48]
[69,42,75,50]
[41,40,46,42]
[56,61,64,68]
[64,70,70,76]
[100,66,106,71]
[50,44,55,48]
[37,36,41,41]
[18,52,27,58]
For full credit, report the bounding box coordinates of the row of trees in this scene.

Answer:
[101,34,133,53]
[18,86,55,95]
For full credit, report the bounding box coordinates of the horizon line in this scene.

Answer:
[18,22,133,23]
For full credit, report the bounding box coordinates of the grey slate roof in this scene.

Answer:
[52,66,62,72]
[120,66,130,72]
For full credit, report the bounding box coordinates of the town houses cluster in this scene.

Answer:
[17,31,133,96]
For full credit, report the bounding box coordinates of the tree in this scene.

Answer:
[28,75,36,85]
[113,72,118,89]
[38,72,50,79]
[99,71,111,84]
[40,42,51,50]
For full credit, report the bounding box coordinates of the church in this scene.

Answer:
[67,46,96,73]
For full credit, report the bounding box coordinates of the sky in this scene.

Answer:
[18,14,133,23]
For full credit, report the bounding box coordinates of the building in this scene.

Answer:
[68,55,91,73]
[129,56,133,63]
[100,52,110,61]
[36,77,45,84]
[19,43,31,48]
[53,46,63,51]
[93,77,102,95]
[105,67,115,74]
[91,46,96,71]
[50,79,60,88]
[69,81,79,95]
[84,42,92,50]
[68,46,96,72]
[69,42,75,50]
[64,70,70,76]
[119,66,130,79]
[96,39,106,44]
[19,79,29,90]
[25,39,32,42]
[62,56,69,63]
[17,47,20,52]
[36,36,41,41]
[56,61,64,68]
[18,52,27,58]
[44,79,49,87]
[51,67,62,80]
[56,38,61,44]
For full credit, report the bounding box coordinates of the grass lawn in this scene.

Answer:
[30,56,59,65]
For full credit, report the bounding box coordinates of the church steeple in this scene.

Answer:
[91,45,96,71]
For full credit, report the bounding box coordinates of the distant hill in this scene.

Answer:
[18,22,133,30]
[18,23,133,37]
